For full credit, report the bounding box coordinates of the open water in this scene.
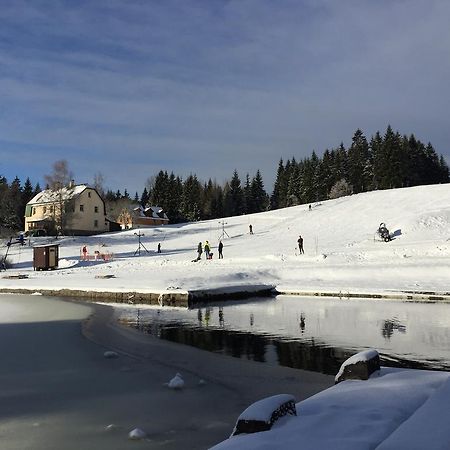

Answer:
[114,295,450,376]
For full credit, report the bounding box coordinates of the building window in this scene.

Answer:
[94,220,98,227]
[43,206,47,214]
[32,207,36,215]
[49,205,53,213]
[88,191,91,198]
[80,204,84,212]
[94,206,99,213]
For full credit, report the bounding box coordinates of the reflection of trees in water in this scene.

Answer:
[120,317,447,375]
[382,319,406,340]
[275,340,346,375]
[154,325,267,362]
[125,319,349,375]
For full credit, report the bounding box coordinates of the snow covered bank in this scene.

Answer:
[212,366,450,450]
[2,184,450,296]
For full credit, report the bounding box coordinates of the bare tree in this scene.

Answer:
[44,160,75,235]
[44,160,74,190]
[93,172,105,198]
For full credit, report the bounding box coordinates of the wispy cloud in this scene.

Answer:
[1,0,449,192]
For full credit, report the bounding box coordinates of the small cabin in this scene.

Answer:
[33,244,59,271]
[117,205,169,230]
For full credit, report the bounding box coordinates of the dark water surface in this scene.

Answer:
[113,295,450,376]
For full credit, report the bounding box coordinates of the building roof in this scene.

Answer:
[132,205,169,220]
[27,184,93,205]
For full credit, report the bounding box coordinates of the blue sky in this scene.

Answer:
[1,0,449,195]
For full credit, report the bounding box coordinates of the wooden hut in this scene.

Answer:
[33,244,59,271]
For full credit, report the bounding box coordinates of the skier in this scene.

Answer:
[249,224,253,235]
[297,235,304,254]
[204,240,211,259]
[157,243,161,253]
[218,240,223,259]
[82,245,88,260]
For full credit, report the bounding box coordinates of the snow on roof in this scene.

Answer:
[133,205,168,220]
[28,184,89,204]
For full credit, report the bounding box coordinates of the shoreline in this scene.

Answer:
[1,284,450,304]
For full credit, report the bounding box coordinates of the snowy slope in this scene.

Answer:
[2,184,450,295]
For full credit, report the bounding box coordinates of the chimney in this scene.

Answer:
[69,179,75,188]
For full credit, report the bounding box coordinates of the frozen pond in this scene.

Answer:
[114,295,450,375]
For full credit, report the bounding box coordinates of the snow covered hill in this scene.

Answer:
[3,184,450,295]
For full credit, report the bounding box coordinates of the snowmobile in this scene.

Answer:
[377,223,391,242]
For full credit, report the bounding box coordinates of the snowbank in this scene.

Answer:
[212,367,450,450]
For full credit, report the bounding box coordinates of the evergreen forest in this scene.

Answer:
[1,126,449,232]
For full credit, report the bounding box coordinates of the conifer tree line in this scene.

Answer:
[1,125,449,231]
[104,169,270,224]
[0,176,41,232]
[271,126,449,209]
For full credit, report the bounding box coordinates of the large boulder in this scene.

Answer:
[335,349,380,384]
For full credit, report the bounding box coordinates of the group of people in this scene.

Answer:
[195,240,224,261]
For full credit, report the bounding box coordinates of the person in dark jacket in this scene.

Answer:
[218,240,224,259]
[197,242,203,261]
[297,235,304,254]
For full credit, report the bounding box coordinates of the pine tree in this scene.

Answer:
[348,129,369,193]
[166,173,183,222]
[9,176,23,229]
[270,159,285,209]
[181,174,203,221]
[224,170,244,217]
[243,173,253,214]
[439,155,450,182]
[286,162,301,206]
[33,183,42,197]
[250,170,268,212]
[140,187,149,207]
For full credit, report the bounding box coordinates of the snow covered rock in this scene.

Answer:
[335,349,380,384]
[167,373,185,389]
[232,394,296,436]
[128,428,146,440]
